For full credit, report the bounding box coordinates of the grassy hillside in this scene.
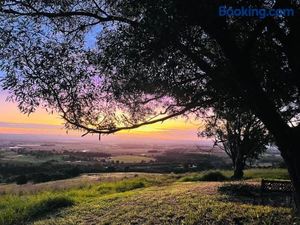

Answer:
[0,169,298,225]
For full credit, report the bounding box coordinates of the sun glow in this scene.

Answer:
[0,93,201,142]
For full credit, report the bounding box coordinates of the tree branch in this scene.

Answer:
[1,6,137,26]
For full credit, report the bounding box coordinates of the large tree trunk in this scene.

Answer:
[182,6,300,211]
[229,54,300,212]
[277,129,300,212]
[249,95,300,213]
[285,155,300,212]
[232,153,245,180]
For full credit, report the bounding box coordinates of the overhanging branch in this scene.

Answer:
[63,106,194,135]
[0,3,138,26]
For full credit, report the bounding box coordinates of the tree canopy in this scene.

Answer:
[1,0,298,137]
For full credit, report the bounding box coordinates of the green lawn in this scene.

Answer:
[0,169,298,225]
[179,168,290,182]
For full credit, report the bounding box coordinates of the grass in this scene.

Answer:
[0,193,74,225]
[0,173,161,195]
[32,182,296,225]
[0,176,159,225]
[179,168,289,182]
[0,169,298,225]
[243,168,290,180]
[90,177,153,195]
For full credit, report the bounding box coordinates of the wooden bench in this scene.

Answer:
[261,179,294,206]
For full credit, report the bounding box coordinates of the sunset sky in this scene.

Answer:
[0,89,203,143]
[0,26,205,144]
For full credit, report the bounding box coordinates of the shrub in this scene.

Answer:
[115,181,145,192]
[179,171,228,182]
[200,171,228,181]
[15,175,28,185]
[66,167,80,177]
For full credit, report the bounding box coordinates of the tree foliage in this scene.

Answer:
[0,0,299,136]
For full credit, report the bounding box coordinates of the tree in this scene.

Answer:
[15,175,28,185]
[200,107,271,179]
[0,0,300,210]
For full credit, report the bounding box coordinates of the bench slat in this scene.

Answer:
[261,179,294,193]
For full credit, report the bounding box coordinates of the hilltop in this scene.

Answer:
[0,169,298,225]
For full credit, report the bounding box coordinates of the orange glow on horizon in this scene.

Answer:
[0,93,202,142]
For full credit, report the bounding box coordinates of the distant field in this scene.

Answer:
[0,149,63,164]
[0,169,297,225]
[109,155,155,163]
[0,145,285,186]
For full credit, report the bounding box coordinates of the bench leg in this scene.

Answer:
[260,192,264,205]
